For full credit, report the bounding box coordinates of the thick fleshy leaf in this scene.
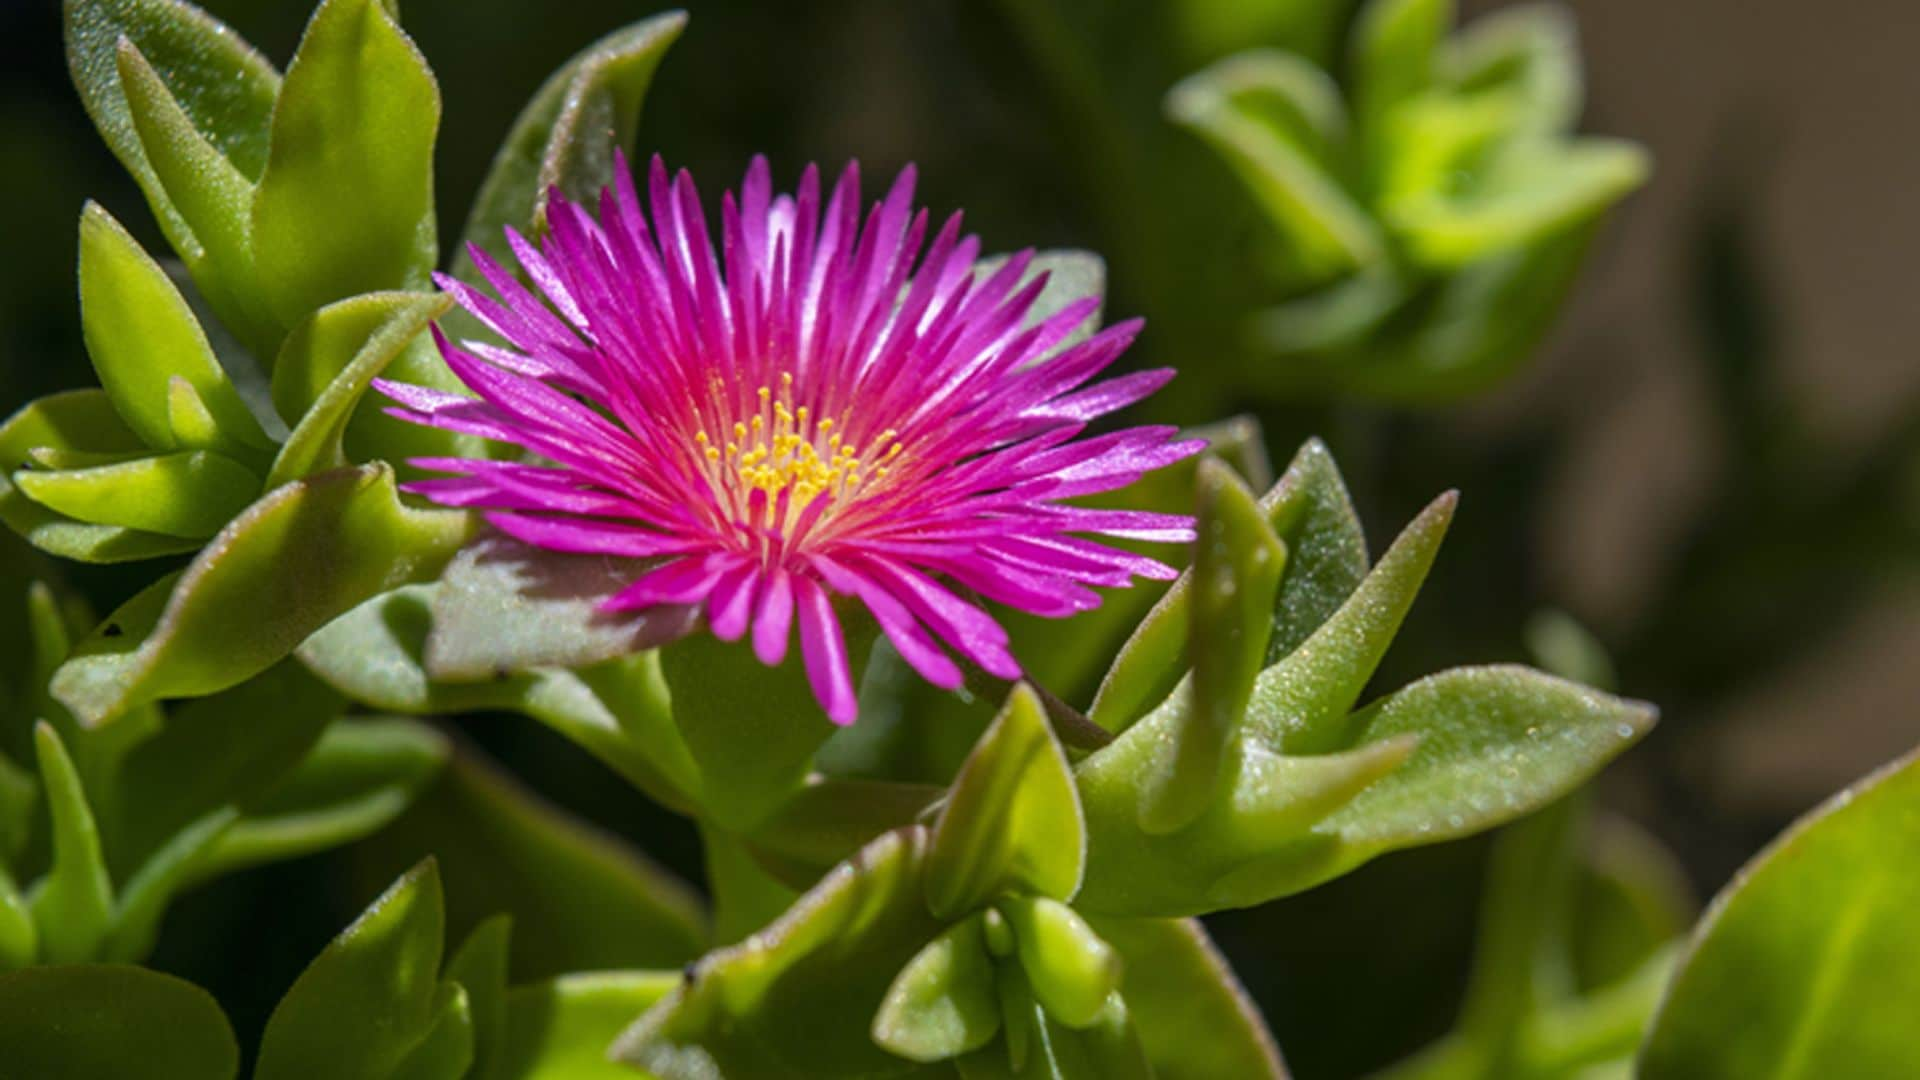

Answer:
[1640,747,1920,1079]
[454,12,686,280]
[960,986,1153,1080]
[748,776,945,888]
[268,291,454,485]
[927,684,1084,919]
[0,391,201,563]
[255,859,451,1080]
[300,583,701,812]
[614,827,943,1079]
[1390,138,1649,269]
[1091,438,1367,734]
[447,917,512,1080]
[13,450,260,538]
[52,462,473,726]
[196,716,448,883]
[1314,667,1655,849]
[501,971,679,1080]
[26,723,114,963]
[998,896,1120,1029]
[77,202,269,457]
[392,982,476,1080]
[0,865,35,970]
[362,748,705,977]
[1086,916,1287,1080]
[1137,459,1284,833]
[0,964,238,1079]
[251,0,439,330]
[114,37,277,355]
[426,535,696,680]
[64,0,278,271]
[661,631,854,832]
[874,916,1003,1062]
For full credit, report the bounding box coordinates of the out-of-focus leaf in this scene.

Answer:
[0,391,199,563]
[101,806,237,964]
[1315,667,1655,849]
[1351,0,1451,139]
[972,250,1108,353]
[198,716,447,882]
[106,660,339,875]
[255,859,452,1080]
[1390,138,1649,269]
[501,971,679,1080]
[614,827,942,1079]
[1440,5,1581,135]
[77,202,269,457]
[267,291,454,485]
[300,583,701,811]
[0,964,238,1079]
[748,776,944,888]
[13,450,259,539]
[927,684,1084,919]
[874,916,1002,1062]
[426,535,696,680]
[454,12,686,280]
[365,748,705,978]
[1168,55,1381,281]
[0,862,35,970]
[1640,747,1920,1079]
[447,917,511,1080]
[52,462,473,726]
[251,0,439,330]
[1086,916,1287,1080]
[26,723,114,963]
[1138,460,1284,834]
[63,0,279,269]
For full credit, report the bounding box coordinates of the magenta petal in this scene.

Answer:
[753,567,796,666]
[795,574,857,724]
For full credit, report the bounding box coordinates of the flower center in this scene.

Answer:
[693,372,902,533]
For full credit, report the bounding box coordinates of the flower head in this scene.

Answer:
[379,155,1201,723]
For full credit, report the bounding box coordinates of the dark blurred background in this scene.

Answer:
[1,0,1916,1076]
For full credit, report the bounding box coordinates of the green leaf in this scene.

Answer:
[501,971,679,1080]
[1352,0,1453,136]
[448,917,512,1080]
[661,631,852,832]
[1091,438,1367,733]
[1440,5,1581,134]
[1167,54,1382,280]
[0,964,237,1079]
[613,827,943,1079]
[199,716,448,882]
[106,660,339,876]
[874,916,1002,1062]
[0,391,199,563]
[101,805,238,963]
[927,684,1084,920]
[960,986,1152,1080]
[426,535,697,680]
[1085,916,1286,1080]
[364,748,705,977]
[252,0,439,331]
[299,583,701,812]
[77,202,270,457]
[1138,459,1284,834]
[0,864,36,970]
[1389,138,1649,269]
[1640,747,1920,1079]
[454,12,686,281]
[748,776,944,888]
[52,462,473,726]
[115,37,277,355]
[255,858,451,1080]
[392,982,476,1080]
[63,0,279,264]
[267,290,455,486]
[998,897,1120,1029]
[13,450,260,538]
[26,723,114,963]
[1315,667,1655,849]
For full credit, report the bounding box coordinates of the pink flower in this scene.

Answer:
[379,155,1200,723]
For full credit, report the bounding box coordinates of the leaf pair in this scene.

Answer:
[1167,0,1648,398]
[1072,440,1656,916]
